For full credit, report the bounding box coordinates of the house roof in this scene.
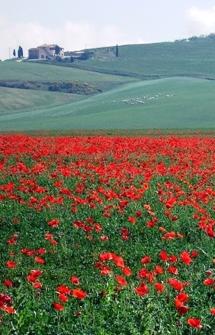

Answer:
[37,44,63,49]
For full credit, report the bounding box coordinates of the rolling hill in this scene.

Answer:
[71,36,215,79]
[1,77,215,131]
[0,61,133,85]
[0,87,83,114]
[1,36,215,131]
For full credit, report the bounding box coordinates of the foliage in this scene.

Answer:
[17,46,23,59]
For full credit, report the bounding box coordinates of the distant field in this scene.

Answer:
[0,87,84,114]
[1,38,215,131]
[1,77,215,130]
[72,38,215,79]
[0,61,135,91]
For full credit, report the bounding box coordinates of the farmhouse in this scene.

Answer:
[28,44,64,60]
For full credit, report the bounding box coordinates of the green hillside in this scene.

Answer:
[1,77,215,130]
[0,61,134,91]
[1,37,215,131]
[0,87,83,114]
[71,37,215,79]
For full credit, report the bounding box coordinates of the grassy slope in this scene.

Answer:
[0,60,136,125]
[72,38,215,78]
[1,38,215,130]
[0,61,134,90]
[0,87,83,114]
[1,77,215,130]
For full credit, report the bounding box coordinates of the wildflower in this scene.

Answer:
[70,276,80,285]
[115,275,128,287]
[52,302,64,311]
[180,251,192,266]
[48,219,60,228]
[187,318,202,329]
[154,282,165,293]
[168,278,184,291]
[135,283,149,296]
[203,278,214,286]
[6,261,16,269]
[3,279,14,288]
[71,288,87,300]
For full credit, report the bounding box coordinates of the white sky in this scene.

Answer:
[1,0,215,59]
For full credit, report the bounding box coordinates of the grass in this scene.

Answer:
[72,37,215,79]
[0,61,134,90]
[0,87,83,114]
[1,77,215,131]
[1,37,215,131]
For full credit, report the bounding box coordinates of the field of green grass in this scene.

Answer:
[72,37,215,79]
[1,77,215,130]
[1,37,215,131]
[0,61,133,90]
[0,87,83,114]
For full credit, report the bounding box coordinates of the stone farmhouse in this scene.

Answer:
[28,44,64,60]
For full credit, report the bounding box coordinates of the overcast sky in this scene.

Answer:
[1,0,215,59]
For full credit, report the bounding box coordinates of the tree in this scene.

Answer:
[18,46,23,58]
[13,49,16,57]
[116,44,119,57]
[55,45,61,56]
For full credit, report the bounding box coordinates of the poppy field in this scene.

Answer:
[0,135,214,334]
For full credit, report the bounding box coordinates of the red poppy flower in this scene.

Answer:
[175,299,189,315]
[203,278,214,286]
[210,308,215,315]
[128,216,136,224]
[168,255,178,263]
[32,281,42,289]
[100,235,109,241]
[113,255,125,268]
[71,288,87,300]
[6,261,16,269]
[3,279,14,288]
[168,266,179,275]
[187,318,202,329]
[141,256,151,264]
[154,282,165,293]
[154,265,164,275]
[99,252,113,261]
[36,248,46,255]
[180,251,192,266]
[115,275,128,287]
[159,250,168,262]
[58,293,69,303]
[190,250,199,258]
[1,305,16,314]
[48,219,60,228]
[52,302,64,311]
[122,266,132,277]
[34,256,45,265]
[168,278,184,291]
[100,266,112,276]
[138,268,150,279]
[176,292,189,303]
[27,269,43,283]
[135,283,149,296]
[70,276,80,285]
[57,285,71,295]
[121,227,129,241]
[162,231,177,240]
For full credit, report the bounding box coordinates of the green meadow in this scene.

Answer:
[1,37,215,131]
[1,77,215,130]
